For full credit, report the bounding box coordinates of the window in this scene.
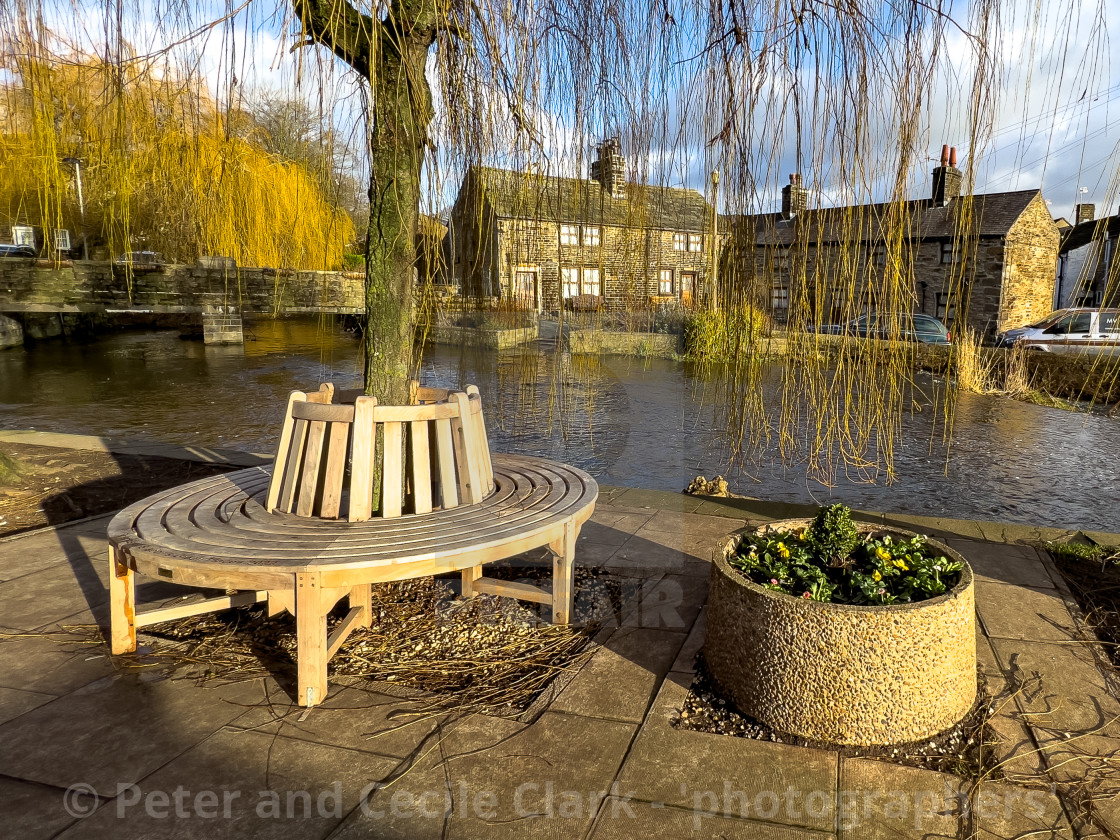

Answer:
[582,267,601,296]
[673,233,687,251]
[771,284,789,323]
[659,269,674,295]
[583,226,601,246]
[936,293,956,323]
[560,225,579,246]
[688,234,703,252]
[11,225,33,246]
[54,229,71,250]
[561,267,580,298]
[939,242,958,264]
[870,246,885,266]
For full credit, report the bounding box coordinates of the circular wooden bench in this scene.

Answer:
[107,384,597,706]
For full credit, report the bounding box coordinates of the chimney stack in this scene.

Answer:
[932,145,963,207]
[781,173,808,220]
[1075,203,1095,224]
[591,138,627,199]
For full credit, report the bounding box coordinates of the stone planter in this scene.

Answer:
[703,521,976,746]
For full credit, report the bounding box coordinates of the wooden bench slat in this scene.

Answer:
[319,421,350,519]
[296,420,328,517]
[381,420,403,518]
[409,421,432,514]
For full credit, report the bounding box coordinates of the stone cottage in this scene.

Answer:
[446,140,717,310]
[1055,205,1120,308]
[723,147,1060,336]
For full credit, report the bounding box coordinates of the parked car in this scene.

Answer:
[996,307,1120,354]
[813,313,952,345]
[115,251,164,269]
[0,243,35,258]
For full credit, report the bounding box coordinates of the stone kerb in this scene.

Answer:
[703,522,976,746]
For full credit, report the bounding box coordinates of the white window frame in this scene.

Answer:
[672,233,687,251]
[659,268,674,295]
[581,267,601,296]
[582,226,601,247]
[687,233,702,252]
[560,225,579,246]
[561,266,581,298]
[54,229,71,250]
[11,225,33,246]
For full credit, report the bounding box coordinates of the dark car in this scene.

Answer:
[846,313,952,345]
[0,243,35,258]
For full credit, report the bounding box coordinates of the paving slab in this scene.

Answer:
[0,672,266,796]
[588,799,834,839]
[607,488,706,513]
[0,683,59,725]
[0,776,83,840]
[837,758,962,839]
[604,536,708,578]
[971,781,1074,839]
[0,515,113,582]
[225,683,446,760]
[54,727,392,839]
[329,711,638,840]
[0,631,119,695]
[947,539,1057,589]
[670,606,706,674]
[550,626,686,723]
[975,581,1080,642]
[614,672,838,833]
[620,573,709,631]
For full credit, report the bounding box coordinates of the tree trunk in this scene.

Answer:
[363,38,433,405]
[291,0,442,406]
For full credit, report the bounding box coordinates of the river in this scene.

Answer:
[0,318,1116,532]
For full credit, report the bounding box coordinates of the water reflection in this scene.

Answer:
[0,318,1116,531]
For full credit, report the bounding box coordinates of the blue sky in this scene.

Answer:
[23,0,1120,221]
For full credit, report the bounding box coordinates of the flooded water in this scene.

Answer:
[1,318,1117,532]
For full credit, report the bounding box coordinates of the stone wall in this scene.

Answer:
[995,193,1060,331]
[568,329,682,358]
[0,259,364,315]
[424,325,538,350]
[0,313,22,349]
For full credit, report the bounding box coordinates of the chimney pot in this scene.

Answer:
[949,147,958,167]
[940,144,950,166]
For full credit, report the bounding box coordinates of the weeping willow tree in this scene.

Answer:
[0,54,354,268]
[0,0,1110,477]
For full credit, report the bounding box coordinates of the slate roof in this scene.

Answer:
[726,189,1042,245]
[467,166,712,232]
[1060,215,1120,252]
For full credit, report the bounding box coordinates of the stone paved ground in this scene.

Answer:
[1,468,1118,838]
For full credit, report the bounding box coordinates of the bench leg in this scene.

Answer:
[296,572,328,707]
[349,584,372,629]
[461,566,481,599]
[108,545,136,654]
[549,521,577,625]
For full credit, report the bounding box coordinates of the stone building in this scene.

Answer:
[724,147,1060,336]
[1055,205,1120,308]
[446,141,717,310]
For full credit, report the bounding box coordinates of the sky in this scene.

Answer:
[14,0,1120,221]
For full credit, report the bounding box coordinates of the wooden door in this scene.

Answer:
[680,272,696,306]
[515,270,538,310]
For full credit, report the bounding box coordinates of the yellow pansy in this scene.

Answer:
[893,558,909,571]
[872,571,882,581]
[777,542,790,559]
[875,547,891,562]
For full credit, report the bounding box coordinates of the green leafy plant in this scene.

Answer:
[683,304,772,361]
[728,506,964,606]
[805,503,859,563]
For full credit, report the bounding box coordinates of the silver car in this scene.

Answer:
[996,308,1120,354]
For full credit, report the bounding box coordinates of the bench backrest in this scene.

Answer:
[265,383,495,521]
